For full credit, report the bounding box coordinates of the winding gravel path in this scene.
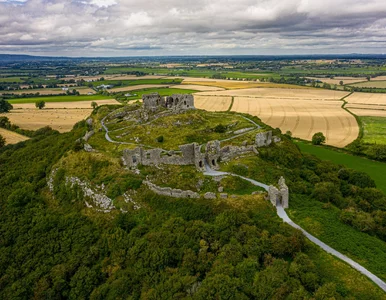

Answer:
[204,163,386,292]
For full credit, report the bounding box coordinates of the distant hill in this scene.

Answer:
[1,53,386,63]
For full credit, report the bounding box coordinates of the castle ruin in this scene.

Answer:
[122,130,278,171]
[143,93,195,112]
[268,176,289,208]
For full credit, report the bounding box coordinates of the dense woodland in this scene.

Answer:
[0,117,385,299]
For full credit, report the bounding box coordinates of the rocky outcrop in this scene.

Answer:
[65,176,115,212]
[204,192,216,199]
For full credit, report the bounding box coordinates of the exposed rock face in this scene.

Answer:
[86,118,93,128]
[255,131,273,147]
[83,130,94,142]
[144,180,199,199]
[234,127,254,135]
[83,143,94,152]
[65,176,115,212]
[143,93,195,112]
[204,192,216,199]
[47,169,140,213]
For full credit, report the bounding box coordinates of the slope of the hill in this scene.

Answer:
[0,105,385,299]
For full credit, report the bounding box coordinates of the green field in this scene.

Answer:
[103,66,279,80]
[295,140,386,193]
[0,77,26,83]
[350,80,386,88]
[93,78,183,88]
[7,94,113,104]
[361,116,386,144]
[124,87,198,101]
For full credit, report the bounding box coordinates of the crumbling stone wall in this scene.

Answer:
[144,180,200,199]
[206,140,221,169]
[278,176,289,208]
[122,131,282,171]
[165,94,195,111]
[122,143,203,169]
[220,145,258,162]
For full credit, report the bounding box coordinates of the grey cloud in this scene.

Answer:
[0,0,385,56]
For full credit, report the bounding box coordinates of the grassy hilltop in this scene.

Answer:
[0,102,386,299]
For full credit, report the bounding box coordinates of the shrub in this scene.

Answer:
[35,101,45,109]
[312,132,326,145]
[214,124,226,133]
[156,135,164,143]
[0,99,13,113]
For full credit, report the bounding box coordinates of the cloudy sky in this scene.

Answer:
[0,0,386,56]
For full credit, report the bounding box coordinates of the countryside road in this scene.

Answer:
[204,163,386,293]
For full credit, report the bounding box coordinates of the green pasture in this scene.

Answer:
[294,140,386,193]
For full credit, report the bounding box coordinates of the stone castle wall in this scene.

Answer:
[143,93,195,112]
[268,176,289,208]
[144,180,200,199]
[122,130,280,171]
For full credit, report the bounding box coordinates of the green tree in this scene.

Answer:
[91,101,98,109]
[35,101,46,110]
[0,99,13,113]
[0,134,5,148]
[312,132,326,145]
[339,80,344,86]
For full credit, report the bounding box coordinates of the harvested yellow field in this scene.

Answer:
[347,109,386,117]
[345,93,386,105]
[230,97,358,147]
[12,99,120,110]
[345,103,386,110]
[306,77,366,85]
[197,88,348,100]
[350,81,386,88]
[194,95,232,111]
[1,109,93,132]
[0,128,29,145]
[183,81,310,90]
[110,85,170,92]
[171,84,225,91]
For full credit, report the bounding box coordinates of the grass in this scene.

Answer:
[305,239,386,299]
[0,77,26,83]
[103,66,280,80]
[7,94,113,104]
[92,78,183,88]
[288,194,386,282]
[361,116,386,144]
[294,140,386,193]
[123,87,198,101]
[107,110,255,150]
